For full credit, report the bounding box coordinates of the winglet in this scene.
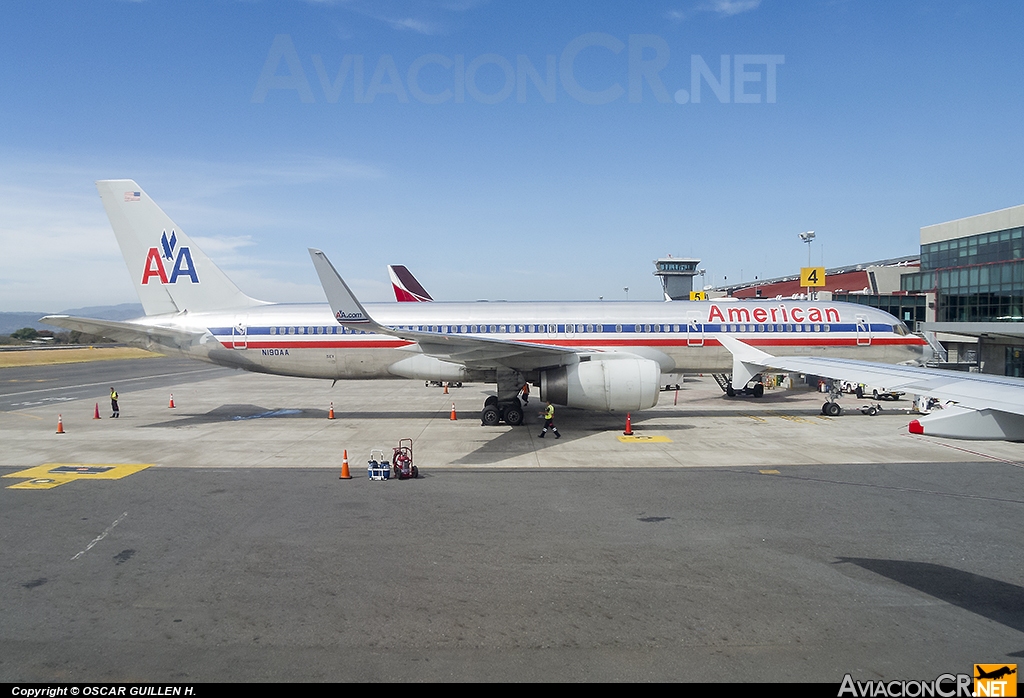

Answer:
[718,335,775,389]
[308,249,377,328]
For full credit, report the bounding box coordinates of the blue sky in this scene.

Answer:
[2,0,1023,311]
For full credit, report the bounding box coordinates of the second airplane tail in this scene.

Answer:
[96,180,264,316]
[388,264,433,302]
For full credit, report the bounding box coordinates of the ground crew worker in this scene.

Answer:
[110,387,119,418]
[539,401,559,438]
[519,382,530,405]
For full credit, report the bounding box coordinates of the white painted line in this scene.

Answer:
[2,367,223,399]
[71,511,128,561]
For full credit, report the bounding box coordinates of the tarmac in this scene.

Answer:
[1,356,1023,682]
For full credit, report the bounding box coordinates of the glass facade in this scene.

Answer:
[833,293,927,325]
[901,226,1024,322]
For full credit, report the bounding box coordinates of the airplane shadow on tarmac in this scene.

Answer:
[453,409,698,465]
[837,558,1024,636]
[144,404,450,427]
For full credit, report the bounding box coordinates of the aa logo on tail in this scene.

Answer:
[141,230,199,285]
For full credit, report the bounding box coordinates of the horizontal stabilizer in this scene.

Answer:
[41,315,205,351]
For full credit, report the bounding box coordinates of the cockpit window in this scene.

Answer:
[894,322,910,336]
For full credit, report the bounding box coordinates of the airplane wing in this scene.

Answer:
[718,334,1024,440]
[310,249,577,372]
[41,315,207,352]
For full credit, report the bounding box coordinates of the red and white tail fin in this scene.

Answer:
[388,264,433,302]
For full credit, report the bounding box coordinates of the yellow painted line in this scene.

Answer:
[759,469,780,475]
[743,414,767,423]
[617,435,673,443]
[5,411,44,420]
[773,414,817,424]
[4,463,152,489]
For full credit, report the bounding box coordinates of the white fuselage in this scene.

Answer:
[129,299,927,381]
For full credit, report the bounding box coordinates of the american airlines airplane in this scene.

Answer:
[44,179,928,428]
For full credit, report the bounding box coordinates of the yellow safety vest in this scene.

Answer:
[544,404,554,420]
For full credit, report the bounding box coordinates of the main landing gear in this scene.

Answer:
[480,367,527,427]
[481,395,524,426]
[821,381,843,416]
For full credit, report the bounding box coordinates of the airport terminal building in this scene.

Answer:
[907,205,1024,376]
[706,203,1024,376]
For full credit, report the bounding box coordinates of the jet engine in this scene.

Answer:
[540,358,660,411]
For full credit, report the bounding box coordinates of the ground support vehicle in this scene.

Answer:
[368,449,390,480]
[392,438,419,480]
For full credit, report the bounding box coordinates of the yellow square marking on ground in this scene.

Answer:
[759,469,781,475]
[4,463,152,489]
[617,435,673,443]
[7,476,78,490]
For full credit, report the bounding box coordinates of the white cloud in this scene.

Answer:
[0,153,388,311]
[703,0,762,16]
[667,0,762,21]
[301,0,487,36]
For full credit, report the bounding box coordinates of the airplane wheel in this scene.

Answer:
[826,402,842,417]
[481,406,501,426]
[502,405,524,426]
[752,383,764,398]
[726,386,736,397]
[821,402,830,415]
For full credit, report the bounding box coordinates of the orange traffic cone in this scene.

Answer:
[56,414,65,434]
[623,412,633,435]
[450,403,457,420]
[93,403,101,419]
[339,449,352,479]
[444,382,449,394]
[168,393,176,408]
[328,401,335,420]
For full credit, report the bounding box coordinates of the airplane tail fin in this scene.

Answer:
[96,180,264,316]
[388,264,433,302]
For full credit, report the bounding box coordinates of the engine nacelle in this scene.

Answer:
[540,358,660,411]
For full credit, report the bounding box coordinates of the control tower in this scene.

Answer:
[653,256,702,300]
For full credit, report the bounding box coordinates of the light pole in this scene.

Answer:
[799,230,815,297]
[799,230,815,266]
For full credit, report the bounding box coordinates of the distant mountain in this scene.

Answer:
[58,303,144,321]
[1,303,144,335]
[0,313,51,335]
